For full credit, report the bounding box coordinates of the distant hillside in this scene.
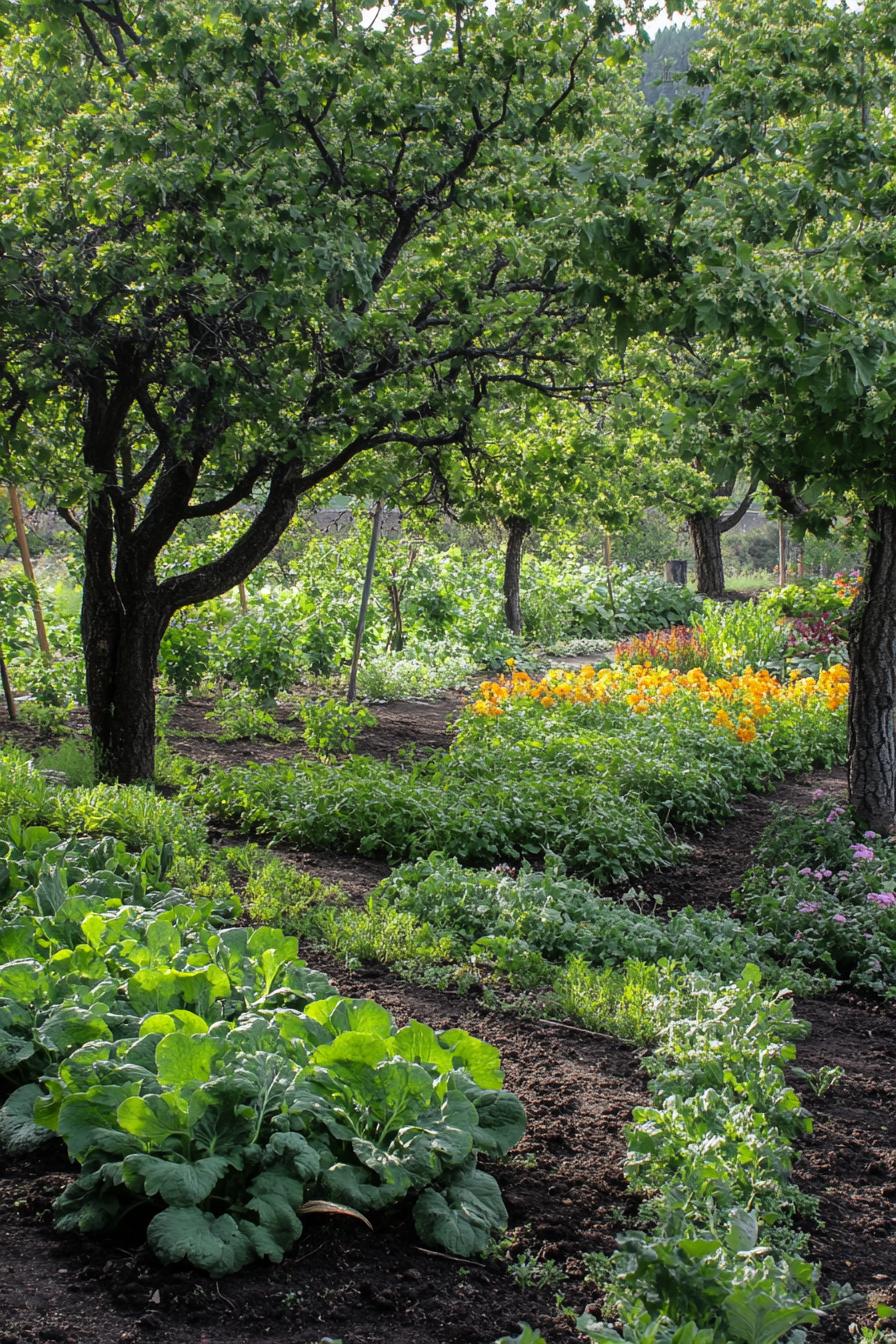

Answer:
[641,23,707,105]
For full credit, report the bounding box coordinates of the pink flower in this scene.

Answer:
[794,931,803,941]
[797,900,820,914]
[812,789,826,801]
[826,808,845,823]
[851,844,875,862]
[832,913,847,924]
[798,867,814,877]
[867,892,896,908]
[864,830,879,840]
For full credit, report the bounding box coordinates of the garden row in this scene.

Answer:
[190,660,850,883]
[1,543,855,734]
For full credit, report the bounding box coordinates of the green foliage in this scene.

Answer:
[0,572,39,656]
[735,802,896,998]
[0,817,525,1273]
[158,619,213,699]
[193,642,845,881]
[354,645,473,701]
[0,747,206,855]
[208,689,295,744]
[300,698,377,760]
[546,958,665,1046]
[494,1329,549,1344]
[308,898,454,975]
[216,609,307,700]
[228,848,346,930]
[378,855,816,990]
[192,750,673,883]
[691,601,789,678]
[579,969,827,1344]
[36,738,96,787]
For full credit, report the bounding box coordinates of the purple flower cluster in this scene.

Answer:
[851,843,875,862]
[867,892,896,909]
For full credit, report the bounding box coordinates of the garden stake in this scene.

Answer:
[7,484,52,658]
[347,499,384,703]
[0,638,16,719]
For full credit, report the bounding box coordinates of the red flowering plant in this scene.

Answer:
[613,625,709,672]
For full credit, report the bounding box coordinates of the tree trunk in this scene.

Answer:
[848,503,896,835]
[687,511,725,598]
[503,516,530,635]
[81,492,170,783]
[82,580,169,784]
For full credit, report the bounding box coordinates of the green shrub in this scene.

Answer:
[208,688,296,743]
[300,697,377,758]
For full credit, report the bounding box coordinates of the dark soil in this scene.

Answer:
[0,690,462,769]
[620,765,850,914]
[166,692,463,769]
[794,991,896,1339]
[0,969,645,1344]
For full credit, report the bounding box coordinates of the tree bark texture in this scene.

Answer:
[687,511,726,598]
[848,503,896,835]
[503,516,530,635]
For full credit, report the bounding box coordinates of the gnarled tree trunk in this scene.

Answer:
[503,516,530,635]
[81,496,171,783]
[848,503,896,835]
[687,511,726,598]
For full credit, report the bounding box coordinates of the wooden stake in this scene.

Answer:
[237,581,249,614]
[603,532,617,621]
[7,485,51,657]
[347,500,384,704]
[0,639,16,719]
[778,518,788,587]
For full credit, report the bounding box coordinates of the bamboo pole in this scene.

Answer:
[7,485,51,657]
[0,639,16,719]
[347,500,384,704]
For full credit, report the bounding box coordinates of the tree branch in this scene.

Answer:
[183,459,270,517]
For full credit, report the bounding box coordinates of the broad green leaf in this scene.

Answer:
[437,1029,504,1088]
[117,1093,187,1144]
[0,1083,52,1153]
[147,1207,252,1277]
[413,1165,508,1257]
[122,1153,231,1206]
[155,1032,221,1087]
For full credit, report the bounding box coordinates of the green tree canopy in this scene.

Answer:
[0,0,644,778]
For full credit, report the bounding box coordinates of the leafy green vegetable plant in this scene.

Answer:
[299,698,378,759]
[208,688,296,744]
[0,813,525,1274]
[578,967,833,1344]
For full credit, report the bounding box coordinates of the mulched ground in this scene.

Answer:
[2,693,894,1340]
